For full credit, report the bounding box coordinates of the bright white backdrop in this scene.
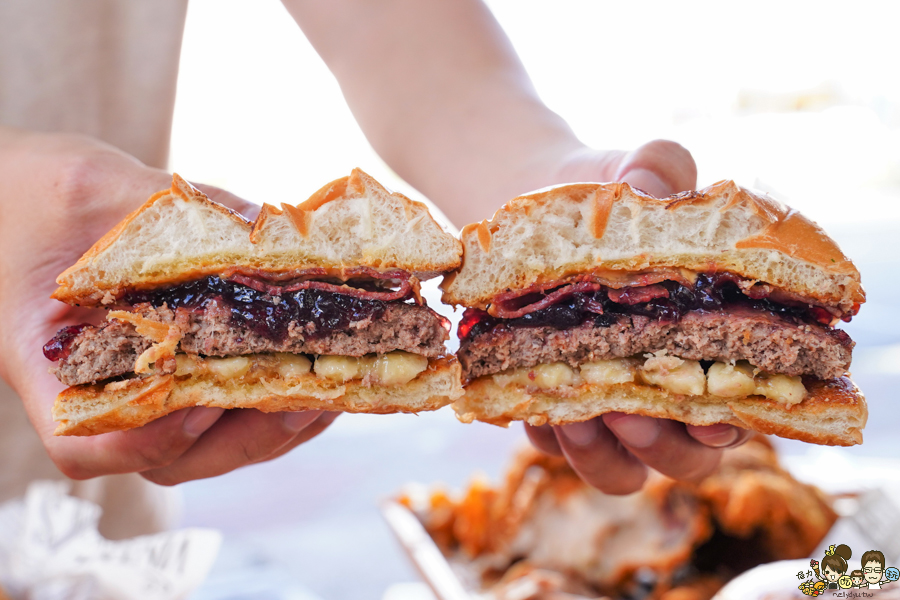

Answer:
[171,0,900,227]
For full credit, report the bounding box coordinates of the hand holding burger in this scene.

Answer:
[0,129,339,485]
[446,144,863,494]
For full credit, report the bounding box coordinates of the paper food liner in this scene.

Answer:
[0,480,221,600]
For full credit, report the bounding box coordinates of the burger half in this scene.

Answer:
[442,181,866,446]
[46,169,463,435]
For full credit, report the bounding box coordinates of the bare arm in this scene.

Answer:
[282,0,578,225]
[281,0,694,226]
[283,0,748,495]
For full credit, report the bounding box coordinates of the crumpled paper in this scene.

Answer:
[0,480,221,600]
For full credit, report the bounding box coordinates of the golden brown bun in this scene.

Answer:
[453,375,866,446]
[54,169,463,306]
[53,356,462,436]
[442,180,863,311]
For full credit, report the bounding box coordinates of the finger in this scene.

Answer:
[686,423,754,449]
[524,423,563,456]
[553,417,648,495]
[46,406,224,480]
[261,411,341,462]
[140,409,321,486]
[602,413,722,483]
[615,139,697,197]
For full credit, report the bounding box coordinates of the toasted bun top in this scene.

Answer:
[442,180,863,311]
[54,169,463,306]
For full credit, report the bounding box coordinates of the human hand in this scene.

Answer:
[524,139,753,494]
[0,127,337,485]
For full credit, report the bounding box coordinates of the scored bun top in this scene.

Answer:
[54,169,463,306]
[442,180,863,311]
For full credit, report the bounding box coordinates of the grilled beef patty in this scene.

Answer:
[51,301,448,386]
[459,306,852,381]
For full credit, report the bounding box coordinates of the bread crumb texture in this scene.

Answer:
[53,169,463,306]
[442,181,862,311]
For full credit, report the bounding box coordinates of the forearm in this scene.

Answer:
[282,0,586,225]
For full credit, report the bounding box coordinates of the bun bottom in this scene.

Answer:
[53,356,462,436]
[453,376,867,447]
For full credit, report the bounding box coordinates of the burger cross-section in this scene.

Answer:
[443,180,866,446]
[44,169,464,435]
[43,172,866,447]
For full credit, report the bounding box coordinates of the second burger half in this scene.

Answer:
[442,180,866,446]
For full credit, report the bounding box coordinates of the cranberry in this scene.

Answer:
[123,276,387,343]
[458,308,491,339]
[459,273,841,341]
[43,324,89,362]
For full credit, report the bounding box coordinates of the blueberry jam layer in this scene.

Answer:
[458,274,849,342]
[121,275,394,344]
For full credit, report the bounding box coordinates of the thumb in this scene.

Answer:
[615,139,697,198]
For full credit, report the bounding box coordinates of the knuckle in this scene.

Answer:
[679,453,722,483]
[642,139,698,184]
[571,455,648,495]
[54,152,104,204]
[237,436,273,465]
[730,430,755,448]
[133,442,182,471]
[140,470,182,487]
[51,453,94,481]
[587,471,646,496]
[645,138,688,154]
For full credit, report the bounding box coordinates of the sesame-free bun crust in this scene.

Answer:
[453,375,866,446]
[53,356,462,436]
[54,169,463,306]
[442,181,863,311]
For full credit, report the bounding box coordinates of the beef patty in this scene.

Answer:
[52,301,448,386]
[459,306,853,381]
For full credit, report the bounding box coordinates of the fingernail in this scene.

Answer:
[604,414,661,448]
[619,168,669,198]
[183,407,224,437]
[690,424,740,448]
[558,420,600,447]
[282,411,320,433]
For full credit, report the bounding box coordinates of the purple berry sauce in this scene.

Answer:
[459,274,843,342]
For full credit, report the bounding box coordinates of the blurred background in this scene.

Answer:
[168,1,900,598]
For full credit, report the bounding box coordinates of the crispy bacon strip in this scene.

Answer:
[223,266,423,305]
[607,284,669,305]
[490,282,602,319]
[487,270,694,318]
[735,279,853,324]
[486,270,855,323]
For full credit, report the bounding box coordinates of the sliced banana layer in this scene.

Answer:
[172,350,428,386]
[491,355,807,406]
[314,352,428,385]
